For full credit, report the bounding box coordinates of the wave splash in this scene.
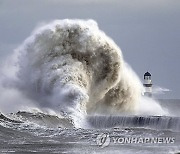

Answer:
[16,20,141,114]
[0,19,167,127]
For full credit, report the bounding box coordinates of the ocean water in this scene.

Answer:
[0,100,180,154]
[0,19,179,154]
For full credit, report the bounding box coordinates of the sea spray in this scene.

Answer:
[138,97,168,116]
[0,19,168,126]
[16,19,141,115]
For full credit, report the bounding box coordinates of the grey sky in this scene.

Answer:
[0,0,180,99]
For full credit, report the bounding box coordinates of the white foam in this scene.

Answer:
[0,19,168,126]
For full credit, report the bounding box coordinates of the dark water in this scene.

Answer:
[0,100,180,154]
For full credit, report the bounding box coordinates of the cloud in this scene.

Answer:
[152,86,171,95]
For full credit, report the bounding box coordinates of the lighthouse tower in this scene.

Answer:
[143,72,152,97]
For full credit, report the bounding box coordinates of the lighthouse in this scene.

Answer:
[143,72,152,97]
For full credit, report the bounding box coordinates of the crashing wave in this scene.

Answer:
[88,115,180,131]
[0,19,169,129]
[15,19,141,116]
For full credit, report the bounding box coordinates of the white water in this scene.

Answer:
[0,19,168,127]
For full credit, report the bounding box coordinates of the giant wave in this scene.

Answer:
[0,19,168,127]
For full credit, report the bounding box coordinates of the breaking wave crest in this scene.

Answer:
[0,111,179,131]
[0,19,168,127]
[17,19,141,114]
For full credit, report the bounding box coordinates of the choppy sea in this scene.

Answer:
[0,99,180,154]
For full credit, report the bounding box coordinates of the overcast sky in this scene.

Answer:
[0,0,180,99]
